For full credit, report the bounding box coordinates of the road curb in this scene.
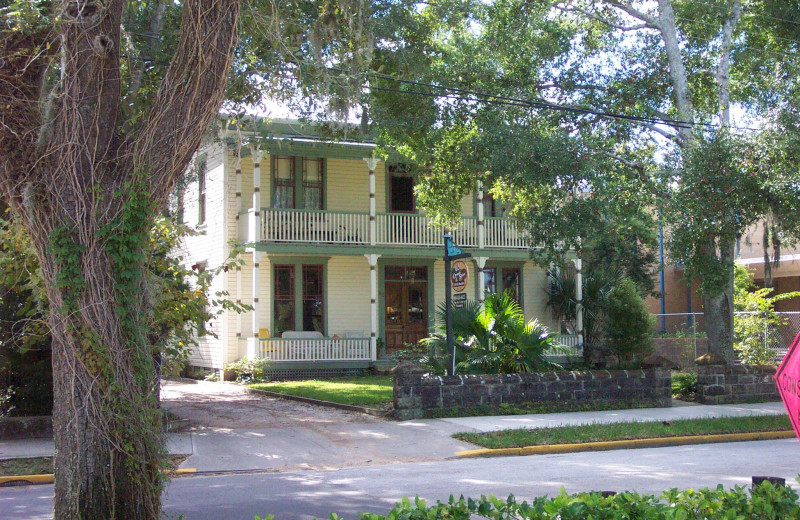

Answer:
[243,387,392,418]
[455,430,796,458]
[0,468,197,487]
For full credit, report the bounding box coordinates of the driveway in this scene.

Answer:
[160,379,472,473]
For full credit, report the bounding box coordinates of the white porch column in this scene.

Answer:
[252,149,263,242]
[474,256,488,302]
[476,181,485,250]
[365,253,381,360]
[248,149,264,359]
[572,257,584,346]
[235,154,243,341]
[364,158,379,246]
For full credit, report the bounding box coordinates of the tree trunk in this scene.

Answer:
[41,239,163,519]
[0,2,240,518]
[702,238,736,363]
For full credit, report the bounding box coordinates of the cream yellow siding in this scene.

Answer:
[326,158,382,213]
[524,263,555,329]
[327,256,372,335]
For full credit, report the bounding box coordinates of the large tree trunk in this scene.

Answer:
[0,1,240,518]
[39,234,163,518]
[702,238,736,363]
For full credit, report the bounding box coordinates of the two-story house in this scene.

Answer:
[179,119,578,378]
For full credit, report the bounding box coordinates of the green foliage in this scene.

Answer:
[604,278,654,365]
[225,357,274,384]
[349,481,800,519]
[546,265,621,365]
[672,372,698,401]
[733,265,800,365]
[423,292,558,375]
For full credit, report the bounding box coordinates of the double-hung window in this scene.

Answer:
[483,266,522,305]
[272,156,295,209]
[273,263,325,336]
[271,156,324,210]
[197,160,207,225]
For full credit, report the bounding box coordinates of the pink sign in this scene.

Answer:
[774,330,800,441]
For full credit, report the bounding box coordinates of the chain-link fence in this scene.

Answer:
[651,312,800,367]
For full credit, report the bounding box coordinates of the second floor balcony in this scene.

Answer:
[241,208,530,250]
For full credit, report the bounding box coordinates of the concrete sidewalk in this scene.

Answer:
[1,401,788,473]
[422,401,788,433]
[0,433,193,460]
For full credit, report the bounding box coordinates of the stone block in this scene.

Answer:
[419,386,442,408]
[704,384,727,396]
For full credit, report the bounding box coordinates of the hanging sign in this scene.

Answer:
[453,293,467,309]
[451,260,469,292]
[775,330,800,441]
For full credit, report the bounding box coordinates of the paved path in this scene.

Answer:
[0,379,788,474]
[426,401,787,433]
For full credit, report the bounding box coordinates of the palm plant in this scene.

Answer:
[546,265,621,365]
[423,292,559,374]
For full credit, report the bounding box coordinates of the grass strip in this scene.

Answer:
[0,455,188,478]
[454,415,793,449]
[0,457,52,477]
[249,376,393,408]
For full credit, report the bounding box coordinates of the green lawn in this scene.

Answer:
[454,415,793,449]
[0,457,52,477]
[249,375,393,408]
[0,455,188,477]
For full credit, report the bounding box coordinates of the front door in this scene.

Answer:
[384,267,428,352]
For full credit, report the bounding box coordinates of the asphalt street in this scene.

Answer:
[3,438,800,520]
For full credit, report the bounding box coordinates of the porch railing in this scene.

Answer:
[549,334,583,359]
[262,208,369,244]
[259,208,528,249]
[257,337,372,362]
[375,213,478,247]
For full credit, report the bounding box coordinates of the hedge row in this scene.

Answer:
[257,480,800,520]
[355,483,800,520]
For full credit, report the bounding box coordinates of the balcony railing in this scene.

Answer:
[262,208,369,244]
[257,337,372,362]
[255,208,529,249]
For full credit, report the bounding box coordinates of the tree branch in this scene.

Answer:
[643,123,678,142]
[603,151,669,198]
[127,0,241,205]
[606,0,660,29]
[0,24,56,208]
[553,3,653,32]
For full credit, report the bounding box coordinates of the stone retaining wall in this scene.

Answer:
[0,415,52,440]
[393,368,672,420]
[696,365,779,404]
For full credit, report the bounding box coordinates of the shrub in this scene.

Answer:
[672,371,698,401]
[224,357,273,383]
[423,292,559,375]
[604,277,653,364]
[733,265,800,365]
[349,480,800,519]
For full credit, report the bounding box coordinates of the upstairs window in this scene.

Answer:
[303,158,324,210]
[272,156,325,210]
[197,160,207,225]
[272,156,295,209]
[389,165,414,212]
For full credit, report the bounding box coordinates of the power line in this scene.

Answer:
[364,69,761,132]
